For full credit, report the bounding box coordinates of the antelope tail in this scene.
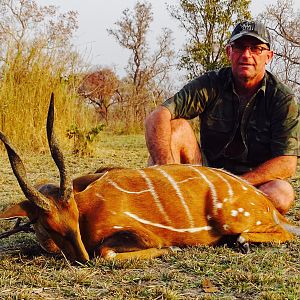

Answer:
[273,211,300,236]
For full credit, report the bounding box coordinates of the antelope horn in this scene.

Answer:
[0,131,51,211]
[46,93,72,202]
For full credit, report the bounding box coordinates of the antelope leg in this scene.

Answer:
[101,246,180,260]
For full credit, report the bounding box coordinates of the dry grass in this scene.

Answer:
[0,41,98,153]
[0,134,299,300]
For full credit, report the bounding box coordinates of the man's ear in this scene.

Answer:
[265,50,274,65]
[225,44,231,59]
[0,201,37,220]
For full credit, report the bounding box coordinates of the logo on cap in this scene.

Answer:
[240,22,255,32]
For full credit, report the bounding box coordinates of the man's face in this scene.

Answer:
[226,36,273,84]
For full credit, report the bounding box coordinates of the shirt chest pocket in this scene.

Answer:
[201,114,234,159]
[203,95,236,131]
[204,115,234,133]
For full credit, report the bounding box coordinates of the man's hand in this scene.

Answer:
[240,155,297,186]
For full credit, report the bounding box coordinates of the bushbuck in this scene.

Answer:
[0,95,299,263]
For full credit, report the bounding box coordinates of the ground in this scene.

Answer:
[0,134,299,299]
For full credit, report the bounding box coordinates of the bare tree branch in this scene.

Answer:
[259,0,300,95]
[0,218,35,239]
[107,1,175,127]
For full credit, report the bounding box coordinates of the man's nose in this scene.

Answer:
[241,47,252,56]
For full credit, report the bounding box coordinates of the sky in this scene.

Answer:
[37,0,299,77]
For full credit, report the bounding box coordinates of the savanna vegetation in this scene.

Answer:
[0,0,299,299]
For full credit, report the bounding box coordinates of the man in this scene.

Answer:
[145,20,299,214]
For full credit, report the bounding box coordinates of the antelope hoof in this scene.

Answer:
[237,236,250,254]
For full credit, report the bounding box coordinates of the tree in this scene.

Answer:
[259,0,300,96]
[78,68,120,124]
[168,0,251,79]
[107,1,175,129]
[0,0,78,63]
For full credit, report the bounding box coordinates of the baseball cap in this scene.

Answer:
[229,21,271,48]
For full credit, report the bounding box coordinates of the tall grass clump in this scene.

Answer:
[0,40,98,153]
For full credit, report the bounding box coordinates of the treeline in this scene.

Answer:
[0,0,299,153]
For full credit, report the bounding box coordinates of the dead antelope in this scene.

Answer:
[0,95,299,263]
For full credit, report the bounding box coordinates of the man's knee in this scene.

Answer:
[170,119,201,164]
[258,180,295,214]
[170,118,194,138]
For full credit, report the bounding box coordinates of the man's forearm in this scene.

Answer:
[145,107,174,165]
[240,156,297,186]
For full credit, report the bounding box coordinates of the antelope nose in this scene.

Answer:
[75,252,90,263]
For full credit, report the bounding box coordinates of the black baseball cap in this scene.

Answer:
[229,21,271,48]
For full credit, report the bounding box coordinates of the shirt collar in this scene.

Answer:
[225,69,267,96]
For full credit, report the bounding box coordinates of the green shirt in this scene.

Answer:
[162,67,300,174]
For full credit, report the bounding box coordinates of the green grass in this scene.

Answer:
[0,134,299,300]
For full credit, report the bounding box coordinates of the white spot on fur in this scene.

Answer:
[223,198,228,202]
[207,214,212,220]
[106,250,117,259]
[256,221,262,226]
[113,226,123,229]
[231,210,238,217]
[238,208,244,212]
[223,224,230,231]
[216,202,223,209]
[244,212,250,217]
[237,235,246,243]
[242,186,248,190]
[243,229,250,232]
[250,202,255,206]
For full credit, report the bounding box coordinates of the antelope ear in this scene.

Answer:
[0,201,37,220]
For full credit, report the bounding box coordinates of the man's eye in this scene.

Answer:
[251,46,262,52]
[231,44,268,55]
